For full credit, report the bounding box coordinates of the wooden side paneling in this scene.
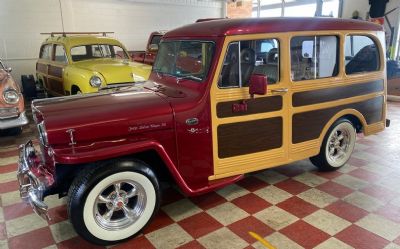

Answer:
[217,117,282,158]
[292,96,383,144]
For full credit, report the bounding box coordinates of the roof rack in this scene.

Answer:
[40,32,115,37]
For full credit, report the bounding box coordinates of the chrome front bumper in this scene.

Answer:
[0,111,29,129]
[17,141,50,220]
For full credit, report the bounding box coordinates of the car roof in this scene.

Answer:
[164,17,384,38]
[42,35,124,48]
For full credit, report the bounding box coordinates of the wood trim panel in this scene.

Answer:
[36,63,47,74]
[292,96,383,144]
[216,96,283,118]
[217,117,282,158]
[48,65,63,78]
[292,80,384,107]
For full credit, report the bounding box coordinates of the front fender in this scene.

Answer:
[53,140,243,196]
[63,66,104,94]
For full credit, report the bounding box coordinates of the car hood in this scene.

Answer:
[32,86,173,146]
[73,59,151,84]
[0,69,24,110]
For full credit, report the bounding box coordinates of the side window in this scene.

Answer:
[54,45,67,63]
[345,35,380,75]
[290,36,338,81]
[219,39,279,88]
[39,44,52,60]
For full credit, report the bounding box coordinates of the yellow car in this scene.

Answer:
[36,32,152,96]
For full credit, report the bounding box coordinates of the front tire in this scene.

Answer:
[68,159,160,245]
[310,119,356,171]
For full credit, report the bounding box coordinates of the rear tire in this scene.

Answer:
[67,159,160,245]
[310,118,356,171]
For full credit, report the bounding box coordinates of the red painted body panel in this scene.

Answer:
[164,17,383,38]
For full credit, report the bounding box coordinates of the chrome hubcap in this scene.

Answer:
[93,181,146,230]
[326,122,355,167]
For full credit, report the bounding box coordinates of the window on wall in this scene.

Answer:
[54,45,67,63]
[345,35,380,75]
[284,0,317,17]
[39,44,52,60]
[219,39,279,88]
[290,36,338,81]
[321,0,339,17]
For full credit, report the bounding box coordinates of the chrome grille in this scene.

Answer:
[0,107,19,119]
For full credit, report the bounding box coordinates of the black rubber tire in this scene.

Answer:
[67,159,160,245]
[310,118,356,171]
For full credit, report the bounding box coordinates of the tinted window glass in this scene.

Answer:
[40,44,52,60]
[291,36,338,81]
[219,39,279,88]
[70,45,128,61]
[54,45,67,63]
[345,35,380,75]
[150,35,162,46]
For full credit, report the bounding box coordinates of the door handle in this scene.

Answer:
[271,88,288,94]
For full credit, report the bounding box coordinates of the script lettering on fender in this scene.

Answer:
[128,122,167,132]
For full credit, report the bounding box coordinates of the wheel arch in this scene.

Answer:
[317,109,367,150]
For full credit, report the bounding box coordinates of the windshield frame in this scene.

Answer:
[0,60,5,70]
[70,44,130,62]
[152,39,216,83]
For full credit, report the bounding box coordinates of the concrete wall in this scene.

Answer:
[0,0,224,83]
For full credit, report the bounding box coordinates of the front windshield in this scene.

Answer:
[153,40,215,82]
[70,44,129,62]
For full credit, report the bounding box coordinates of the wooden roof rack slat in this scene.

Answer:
[40,32,115,37]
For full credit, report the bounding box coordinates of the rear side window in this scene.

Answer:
[291,36,338,81]
[345,35,380,75]
[39,44,52,60]
[219,39,279,88]
[54,45,67,63]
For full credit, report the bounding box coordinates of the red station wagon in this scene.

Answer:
[18,18,388,245]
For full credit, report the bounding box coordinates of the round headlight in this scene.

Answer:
[89,76,102,87]
[3,89,19,104]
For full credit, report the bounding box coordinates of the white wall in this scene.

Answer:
[0,0,224,83]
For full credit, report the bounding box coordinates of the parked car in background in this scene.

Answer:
[130,31,165,65]
[36,32,152,96]
[19,18,388,245]
[0,60,28,135]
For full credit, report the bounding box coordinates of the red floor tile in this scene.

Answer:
[228,216,274,244]
[178,212,223,239]
[316,181,353,198]
[112,235,154,249]
[190,192,226,210]
[142,210,174,234]
[177,240,205,249]
[8,227,55,249]
[236,176,269,192]
[335,225,390,249]
[349,168,381,182]
[0,180,18,194]
[314,170,343,180]
[3,202,33,220]
[277,196,319,218]
[394,235,400,246]
[231,193,272,214]
[375,203,400,223]
[325,200,368,223]
[360,184,398,203]
[48,205,68,225]
[348,156,369,167]
[280,220,330,248]
[274,179,310,195]
[0,150,18,158]
[0,163,17,174]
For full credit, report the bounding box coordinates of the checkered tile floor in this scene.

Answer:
[0,102,399,249]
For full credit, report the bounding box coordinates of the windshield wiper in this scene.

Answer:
[176,75,202,83]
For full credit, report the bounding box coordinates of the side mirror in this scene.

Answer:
[249,74,267,98]
[148,44,159,52]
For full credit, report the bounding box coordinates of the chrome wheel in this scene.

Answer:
[325,121,356,168]
[93,181,146,231]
